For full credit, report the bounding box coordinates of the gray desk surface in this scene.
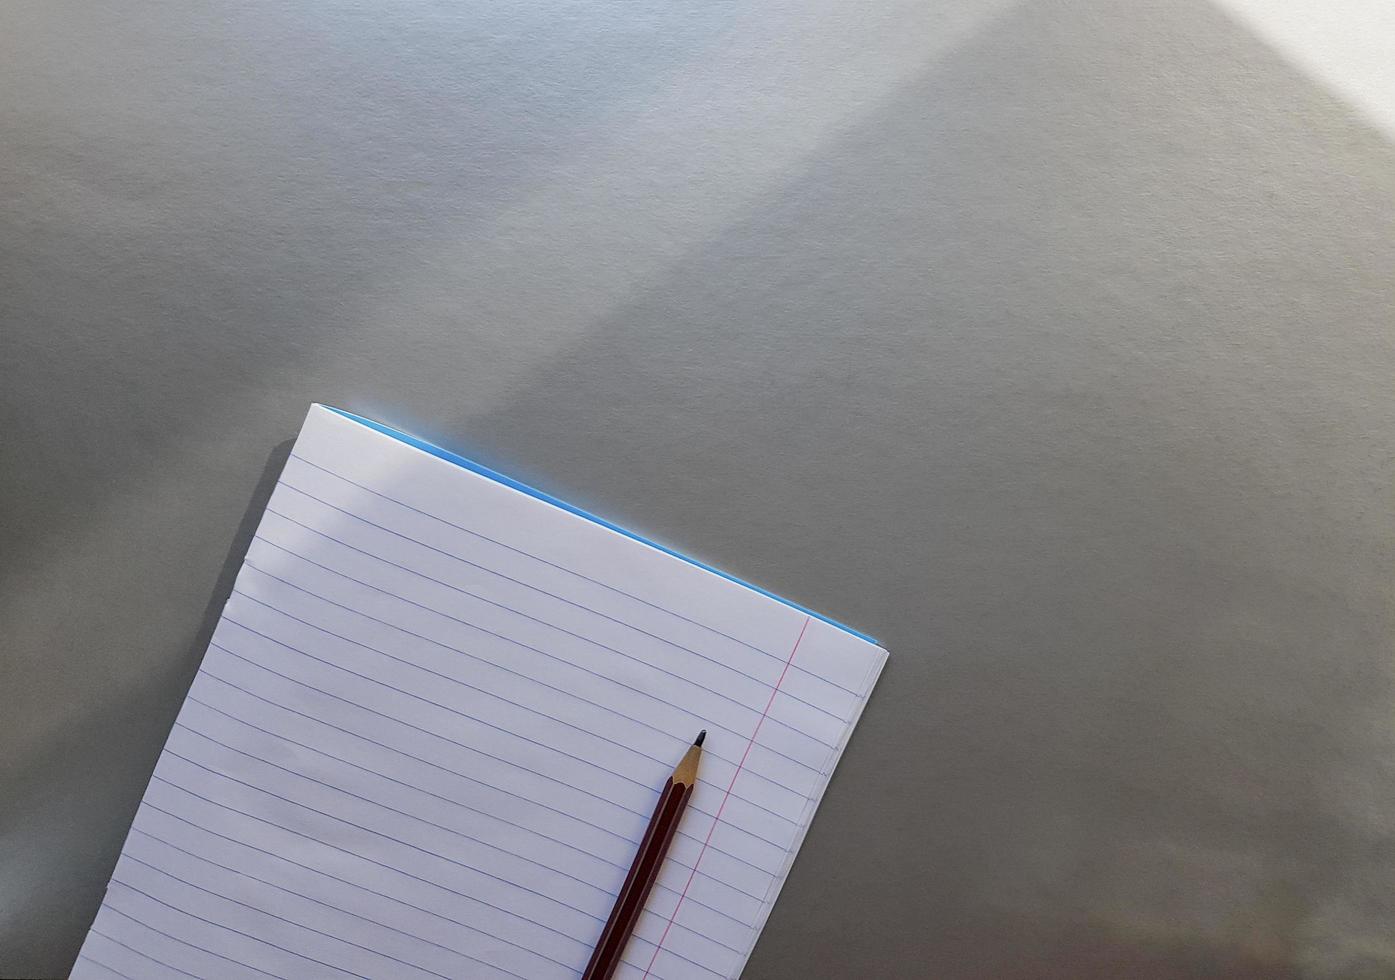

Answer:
[3,1,1393,976]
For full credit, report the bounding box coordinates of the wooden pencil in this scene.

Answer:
[581,730,705,980]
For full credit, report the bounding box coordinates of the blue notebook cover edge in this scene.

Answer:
[323,406,878,645]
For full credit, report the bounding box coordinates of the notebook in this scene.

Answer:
[72,404,888,980]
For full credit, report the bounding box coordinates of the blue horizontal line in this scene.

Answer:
[322,406,877,645]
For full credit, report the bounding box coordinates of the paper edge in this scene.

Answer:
[725,641,890,978]
[317,404,880,646]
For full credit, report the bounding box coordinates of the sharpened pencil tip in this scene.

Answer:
[695,730,706,747]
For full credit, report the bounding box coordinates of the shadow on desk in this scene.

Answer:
[0,440,293,979]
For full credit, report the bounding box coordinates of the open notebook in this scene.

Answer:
[73,405,888,980]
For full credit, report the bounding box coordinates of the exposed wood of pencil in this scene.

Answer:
[582,733,705,980]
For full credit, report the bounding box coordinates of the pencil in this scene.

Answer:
[582,730,705,980]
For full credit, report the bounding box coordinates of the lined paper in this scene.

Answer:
[73,405,887,980]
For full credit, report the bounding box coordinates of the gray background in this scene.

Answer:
[3,0,1393,976]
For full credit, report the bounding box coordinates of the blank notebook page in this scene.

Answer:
[73,404,888,980]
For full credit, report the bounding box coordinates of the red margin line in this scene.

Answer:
[641,616,812,979]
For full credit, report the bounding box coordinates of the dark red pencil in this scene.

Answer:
[582,731,705,980]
